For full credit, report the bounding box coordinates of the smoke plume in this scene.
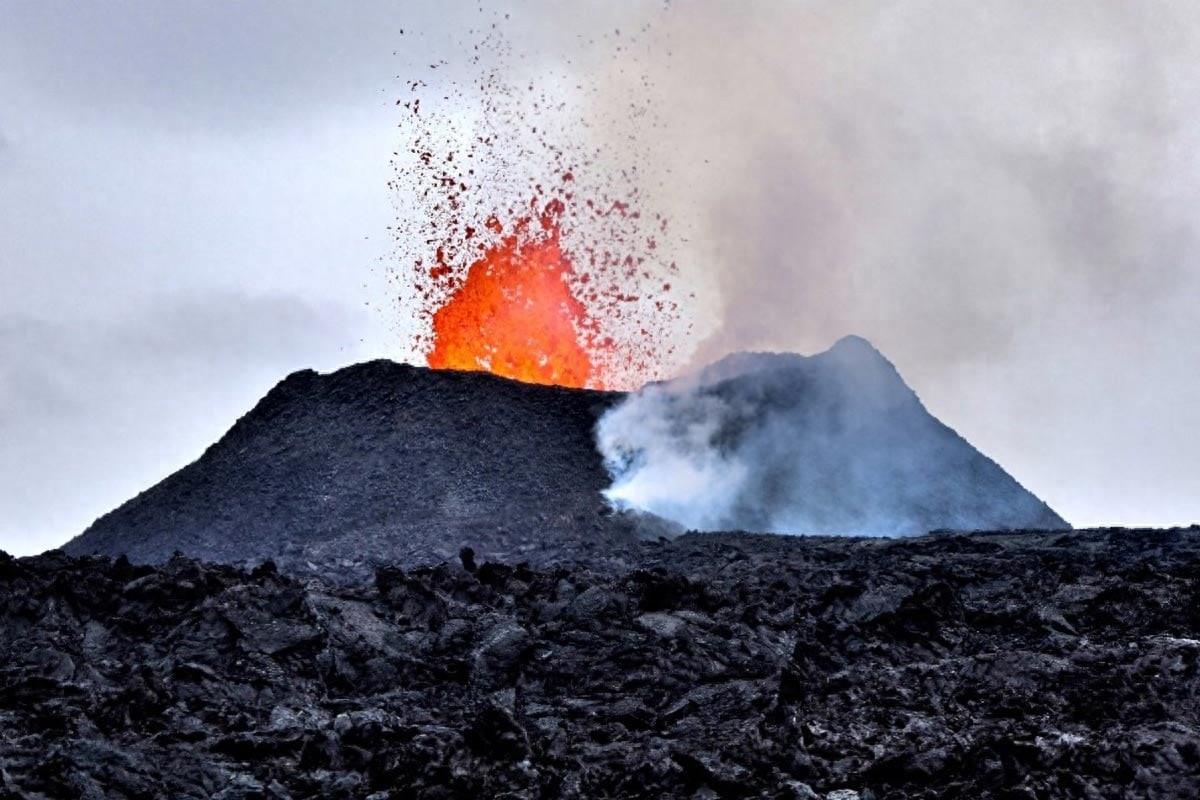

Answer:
[597,337,1067,536]
[545,1,1200,529]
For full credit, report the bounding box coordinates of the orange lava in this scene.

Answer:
[426,226,600,389]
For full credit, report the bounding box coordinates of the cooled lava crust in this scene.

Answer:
[3,528,1198,798]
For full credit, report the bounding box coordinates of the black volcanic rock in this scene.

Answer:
[65,363,627,569]
[4,528,1200,798]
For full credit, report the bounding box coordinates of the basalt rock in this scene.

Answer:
[4,527,1199,798]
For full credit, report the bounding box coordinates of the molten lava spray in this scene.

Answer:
[388,17,688,390]
[427,210,597,388]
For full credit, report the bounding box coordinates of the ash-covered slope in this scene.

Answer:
[600,336,1068,536]
[65,338,1065,570]
[65,362,627,567]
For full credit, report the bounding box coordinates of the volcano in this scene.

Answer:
[63,338,1066,573]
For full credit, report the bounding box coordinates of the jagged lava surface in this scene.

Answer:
[3,528,1199,798]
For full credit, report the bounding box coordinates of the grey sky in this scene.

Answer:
[1,0,413,555]
[2,1,1198,557]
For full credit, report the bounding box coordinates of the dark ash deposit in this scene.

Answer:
[64,350,1065,575]
[4,528,1199,799]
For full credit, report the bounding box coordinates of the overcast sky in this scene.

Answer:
[3,1,1198,557]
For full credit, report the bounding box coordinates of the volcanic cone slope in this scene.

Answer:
[65,362,626,568]
[64,339,1066,571]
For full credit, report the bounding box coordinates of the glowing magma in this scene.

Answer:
[426,224,600,389]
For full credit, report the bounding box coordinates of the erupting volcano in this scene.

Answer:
[388,26,687,390]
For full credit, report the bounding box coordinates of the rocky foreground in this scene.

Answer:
[3,528,1199,799]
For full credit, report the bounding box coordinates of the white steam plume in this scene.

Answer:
[596,337,1068,537]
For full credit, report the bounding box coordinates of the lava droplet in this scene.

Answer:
[426,225,599,389]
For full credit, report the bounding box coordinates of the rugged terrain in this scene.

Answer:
[5,527,1199,799]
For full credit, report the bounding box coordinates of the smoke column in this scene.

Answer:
[539,1,1200,529]
[596,337,1067,536]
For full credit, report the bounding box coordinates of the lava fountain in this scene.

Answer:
[389,20,687,391]
[426,201,599,389]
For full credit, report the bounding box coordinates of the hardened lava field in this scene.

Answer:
[3,528,1199,799]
